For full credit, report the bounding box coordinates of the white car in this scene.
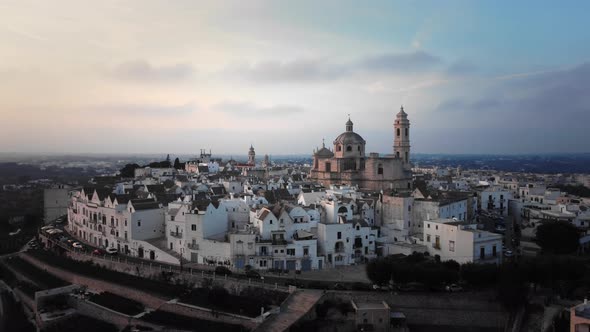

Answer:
[106,247,118,255]
[504,250,514,257]
[41,226,54,231]
[72,242,84,249]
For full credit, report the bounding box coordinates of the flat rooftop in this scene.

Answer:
[352,300,390,311]
[575,303,590,320]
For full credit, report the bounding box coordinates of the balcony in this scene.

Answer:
[169,231,183,238]
[187,243,199,250]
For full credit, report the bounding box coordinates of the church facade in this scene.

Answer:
[309,107,413,191]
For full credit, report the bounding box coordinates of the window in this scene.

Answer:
[124,231,128,240]
[397,128,400,137]
[274,249,278,254]
[449,240,455,252]
[346,145,352,152]
[356,225,360,231]
[137,221,141,227]
[493,245,497,257]
[259,260,267,267]
[303,247,309,256]
[427,223,430,228]
[287,249,295,256]
[377,164,383,175]
[325,162,331,172]
[191,224,196,231]
[405,128,409,137]
[337,145,341,152]
[170,216,175,221]
[426,234,431,242]
[125,219,127,226]
[269,219,273,224]
[337,232,342,239]
[435,225,438,230]
[248,242,253,249]
[357,146,360,151]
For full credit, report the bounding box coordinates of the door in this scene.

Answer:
[150,251,155,260]
[301,259,312,271]
[274,260,284,270]
[138,247,144,258]
[480,247,485,260]
[318,260,323,270]
[191,252,199,263]
[235,257,245,269]
[286,260,296,271]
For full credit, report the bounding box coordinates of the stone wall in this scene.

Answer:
[160,301,257,330]
[323,291,508,330]
[19,253,168,309]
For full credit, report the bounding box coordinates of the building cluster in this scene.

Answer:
[64,107,590,272]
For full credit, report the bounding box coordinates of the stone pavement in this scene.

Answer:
[254,289,323,332]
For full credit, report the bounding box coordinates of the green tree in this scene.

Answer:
[119,164,141,178]
[535,221,580,254]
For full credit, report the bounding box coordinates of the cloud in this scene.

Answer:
[211,101,305,116]
[229,59,348,83]
[111,60,194,82]
[90,102,196,116]
[446,60,478,75]
[229,50,445,83]
[434,62,590,130]
[358,51,442,72]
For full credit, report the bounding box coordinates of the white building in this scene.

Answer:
[479,187,512,216]
[422,219,502,264]
[67,188,179,264]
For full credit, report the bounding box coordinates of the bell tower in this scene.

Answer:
[248,145,256,165]
[394,106,411,163]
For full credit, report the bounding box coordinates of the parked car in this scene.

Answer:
[215,266,232,276]
[106,247,118,255]
[92,249,104,255]
[245,270,261,279]
[72,242,84,250]
[504,250,514,257]
[397,282,426,292]
[445,284,463,292]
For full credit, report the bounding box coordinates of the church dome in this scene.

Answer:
[333,131,366,145]
[334,116,366,145]
[315,147,334,157]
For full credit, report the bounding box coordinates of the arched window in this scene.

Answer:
[346,145,352,152]
[396,151,400,158]
[338,206,348,214]
[357,146,360,151]
[397,128,400,136]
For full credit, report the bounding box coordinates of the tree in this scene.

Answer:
[496,264,528,311]
[119,164,141,178]
[535,221,580,254]
[174,157,181,169]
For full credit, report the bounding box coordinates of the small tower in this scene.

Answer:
[394,106,411,163]
[248,145,256,165]
[263,154,270,168]
[345,116,354,132]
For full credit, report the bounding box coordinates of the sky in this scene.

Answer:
[1,0,589,156]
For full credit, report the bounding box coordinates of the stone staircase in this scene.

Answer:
[144,237,189,265]
[255,289,323,332]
